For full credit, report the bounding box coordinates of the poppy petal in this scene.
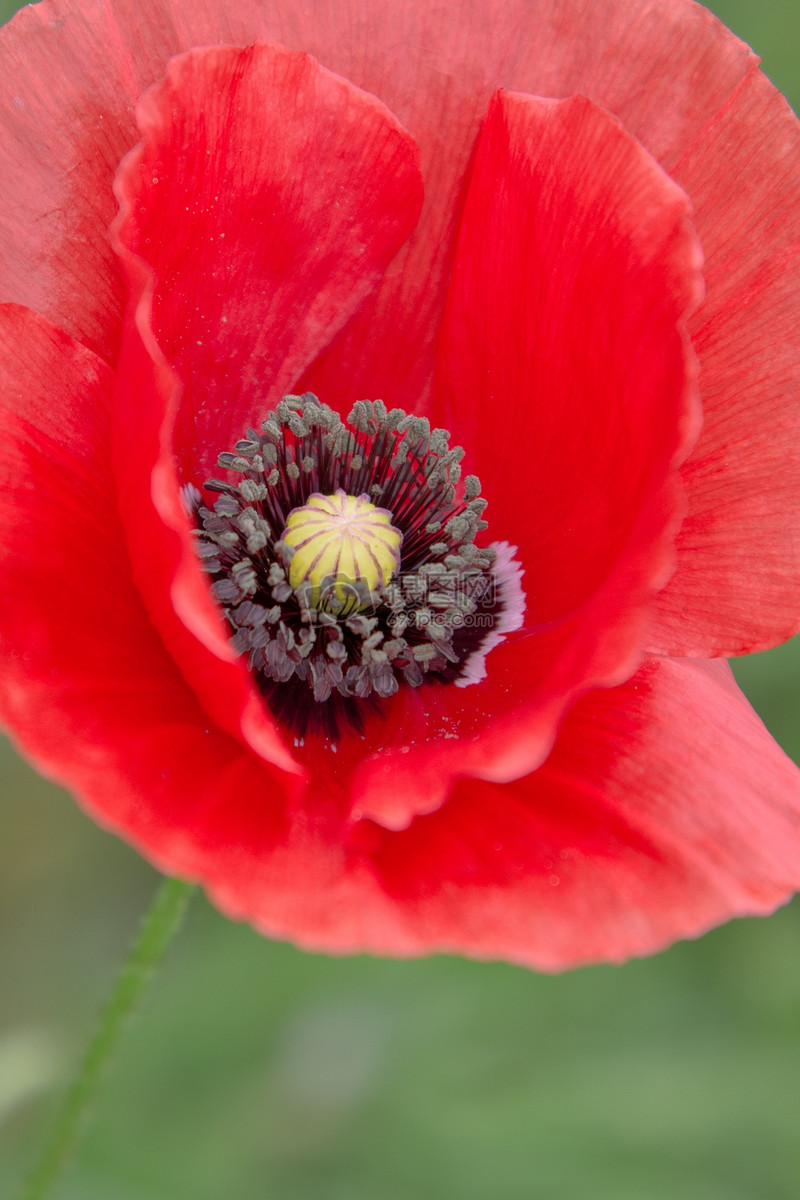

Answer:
[110,42,422,774]
[652,65,800,654]
[436,88,701,622]
[360,657,800,970]
[0,304,300,872]
[347,89,702,831]
[115,42,423,484]
[0,0,787,399]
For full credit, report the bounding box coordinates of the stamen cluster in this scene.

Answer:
[188,394,499,737]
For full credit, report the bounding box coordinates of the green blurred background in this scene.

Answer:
[2,1,800,1196]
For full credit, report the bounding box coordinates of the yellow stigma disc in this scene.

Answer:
[281,489,402,613]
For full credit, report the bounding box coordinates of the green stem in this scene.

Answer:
[17,875,196,1200]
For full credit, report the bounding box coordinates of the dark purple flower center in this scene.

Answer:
[187,393,522,741]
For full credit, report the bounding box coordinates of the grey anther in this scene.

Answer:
[286,413,310,438]
[236,512,256,535]
[351,666,372,699]
[277,623,296,652]
[235,601,268,626]
[231,563,258,595]
[325,429,347,455]
[249,626,270,650]
[230,628,250,655]
[312,670,333,703]
[213,579,240,603]
[412,643,437,663]
[297,625,316,647]
[429,429,449,457]
[434,638,460,664]
[391,441,409,467]
[371,664,398,698]
[239,479,268,502]
[445,515,469,541]
[346,614,378,637]
[181,483,203,514]
[347,401,370,432]
[383,638,407,660]
[402,661,424,687]
[213,495,240,517]
[265,638,294,683]
[384,408,405,431]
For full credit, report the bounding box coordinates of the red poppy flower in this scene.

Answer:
[1,0,800,970]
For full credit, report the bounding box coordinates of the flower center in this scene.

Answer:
[186,393,524,741]
[281,490,402,615]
